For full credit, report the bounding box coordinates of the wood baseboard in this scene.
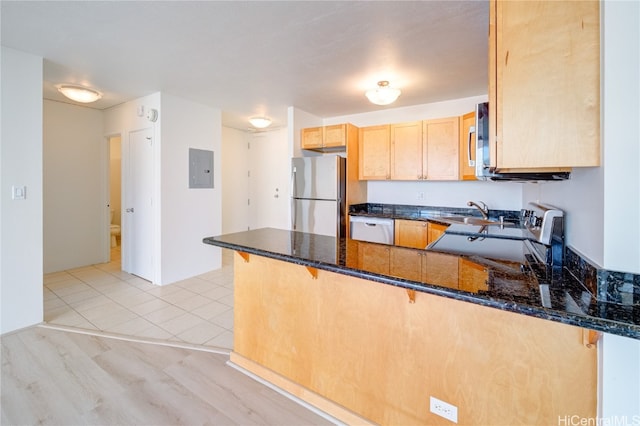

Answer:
[229,352,375,426]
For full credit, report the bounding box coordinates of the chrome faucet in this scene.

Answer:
[467,201,489,220]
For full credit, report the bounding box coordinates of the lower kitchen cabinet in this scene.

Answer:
[394,219,429,249]
[427,222,449,244]
[423,252,459,289]
[458,258,489,292]
[390,246,423,282]
[357,241,390,275]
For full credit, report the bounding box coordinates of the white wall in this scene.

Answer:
[0,47,43,334]
[221,126,249,234]
[43,100,106,272]
[325,95,524,211]
[159,93,221,284]
[600,0,640,420]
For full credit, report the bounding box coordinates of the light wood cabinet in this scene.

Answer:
[459,111,477,180]
[390,121,423,180]
[357,241,390,275]
[427,222,449,245]
[390,246,423,282]
[489,0,600,170]
[301,123,355,151]
[423,117,460,180]
[300,126,324,150]
[360,118,460,181]
[423,252,459,289]
[394,219,429,249]
[358,125,391,180]
[458,258,489,293]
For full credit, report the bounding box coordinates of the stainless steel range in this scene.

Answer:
[427,202,565,280]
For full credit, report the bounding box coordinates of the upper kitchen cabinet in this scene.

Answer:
[391,121,423,180]
[459,111,477,180]
[301,123,357,152]
[359,117,459,181]
[423,117,460,180]
[359,125,391,180]
[489,0,600,170]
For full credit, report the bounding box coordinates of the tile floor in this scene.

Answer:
[43,246,235,350]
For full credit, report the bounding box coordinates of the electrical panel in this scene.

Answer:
[189,148,214,189]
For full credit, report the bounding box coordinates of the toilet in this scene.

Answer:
[110,209,121,248]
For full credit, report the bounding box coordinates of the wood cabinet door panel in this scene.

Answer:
[390,121,423,180]
[390,247,423,282]
[494,0,600,169]
[357,242,390,275]
[359,125,390,180]
[424,117,460,180]
[394,219,429,249]
[301,127,323,149]
[323,124,347,148]
[423,252,459,289]
[458,258,488,293]
[427,222,449,245]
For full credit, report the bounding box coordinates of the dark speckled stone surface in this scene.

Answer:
[204,228,640,340]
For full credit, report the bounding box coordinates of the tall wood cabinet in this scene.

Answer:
[489,0,600,170]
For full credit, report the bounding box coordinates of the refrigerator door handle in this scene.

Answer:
[291,166,297,231]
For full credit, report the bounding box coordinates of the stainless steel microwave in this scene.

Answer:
[474,102,570,181]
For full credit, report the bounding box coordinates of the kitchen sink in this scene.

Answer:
[438,216,513,226]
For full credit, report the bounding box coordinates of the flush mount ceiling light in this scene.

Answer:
[56,84,103,103]
[249,116,272,129]
[365,80,401,106]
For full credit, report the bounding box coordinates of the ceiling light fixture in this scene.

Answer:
[249,116,272,129]
[56,84,103,103]
[365,80,401,106]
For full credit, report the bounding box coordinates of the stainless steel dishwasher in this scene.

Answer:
[349,216,394,245]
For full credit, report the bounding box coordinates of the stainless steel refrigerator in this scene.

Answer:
[291,156,346,238]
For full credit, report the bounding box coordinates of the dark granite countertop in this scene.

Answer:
[203,228,640,340]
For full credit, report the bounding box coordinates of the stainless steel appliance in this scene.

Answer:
[350,216,394,245]
[474,102,570,181]
[291,156,346,238]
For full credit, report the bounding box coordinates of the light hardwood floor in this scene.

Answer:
[1,326,336,425]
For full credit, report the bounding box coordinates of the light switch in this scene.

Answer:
[12,185,26,200]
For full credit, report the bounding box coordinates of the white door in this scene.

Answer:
[248,129,290,230]
[126,128,154,281]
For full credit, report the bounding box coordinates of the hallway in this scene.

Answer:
[44,247,234,350]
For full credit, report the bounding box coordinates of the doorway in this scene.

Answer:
[248,128,290,230]
[108,135,122,264]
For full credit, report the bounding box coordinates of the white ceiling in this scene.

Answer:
[1,1,489,130]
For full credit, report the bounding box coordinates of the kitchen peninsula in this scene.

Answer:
[203,223,638,425]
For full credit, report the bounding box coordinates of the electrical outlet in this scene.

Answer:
[417,192,424,200]
[430,396,458,423]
